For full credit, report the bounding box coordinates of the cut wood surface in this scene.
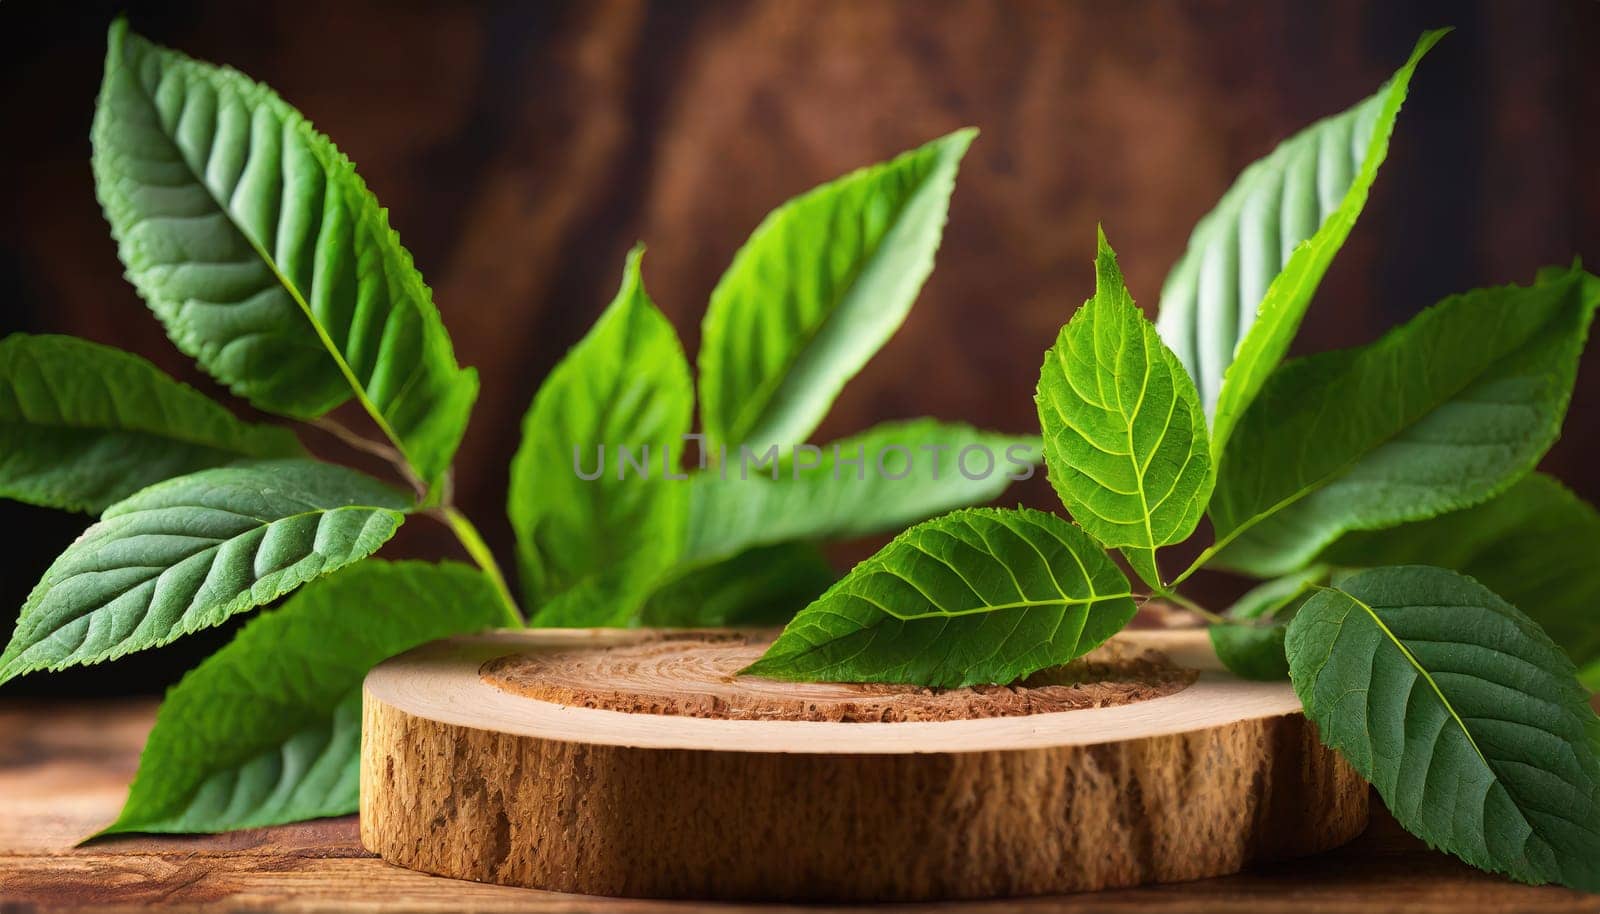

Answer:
[480,631,1198,721]
[4,700,1599,912]
[361,628,1365,902]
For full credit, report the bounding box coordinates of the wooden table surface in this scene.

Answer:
[2,700,1596,913]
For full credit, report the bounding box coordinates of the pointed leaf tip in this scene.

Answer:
[1157,27,1444,436]
[696,130,972,452]
[943,126,980,149]
[508,240,691,615]
[1039,229,1213,585]
[0,461,408,682]
[92,28,478,485]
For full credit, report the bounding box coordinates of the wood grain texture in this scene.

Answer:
[359,629,1367,902]
[4,701,1600,911]
[479,631,1198,721]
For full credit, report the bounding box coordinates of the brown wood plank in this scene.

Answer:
[3,699,1598,912]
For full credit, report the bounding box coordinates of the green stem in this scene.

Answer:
[439,506,522,627]
[1168,544,1220,589]
[1170,485,1323,589]
[1153,587,1226,625]
[300,418,519,625]
[309,416,425,498]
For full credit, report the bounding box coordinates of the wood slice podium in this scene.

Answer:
[360,628,1367,902]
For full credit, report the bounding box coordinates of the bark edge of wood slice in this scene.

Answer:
[360,628,1368,902]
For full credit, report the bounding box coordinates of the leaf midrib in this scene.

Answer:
[717,163,940,447]
[1331,587,1600,874]
[1210,49,1421,452]
[1115,316,1158,554]
[5,503,400,677]
[890,593,1132,620]
[117,51,417,475]
[1337,589,1491,771]
[767,592,1131,667]
[1210,294,1577,562]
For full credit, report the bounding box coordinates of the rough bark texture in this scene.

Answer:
[360,630,1368,902]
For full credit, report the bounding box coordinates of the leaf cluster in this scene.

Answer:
[1,22,1030,834]
[747,29,1600,891]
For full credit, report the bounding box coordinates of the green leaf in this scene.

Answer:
[640,543,835,628]
[743,507,1135,688]
[1208,565,1325,681]
[1210,267,1600,578]
[0,459,407,684]
[106,560,502,834]
[1158,30,1445,455]
[92,21,477,486]
[519,575,623,628]
[1319,473,1600,670]
[1035,230,1211,588]
[1210,623,1289,682]
[697,129,974,454]
[0,333,302,513]
[682,419,1038,568]
[531,542,829,631]
[1286,566,1600,890]
[508,247,692,612]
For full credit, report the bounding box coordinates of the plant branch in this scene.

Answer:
[1168,545,1220,590]
[308,415,401,461]
[1152,587,1226,625]
[307,416,426,498]
[434,505,522,627]
[300,370,511,627]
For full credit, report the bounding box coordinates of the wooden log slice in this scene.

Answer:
[360,628,1367,902]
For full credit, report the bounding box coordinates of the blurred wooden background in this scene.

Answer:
[2,0,1596,695]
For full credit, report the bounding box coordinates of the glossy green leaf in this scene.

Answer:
[0,333,302,513]
[697,129,974,454]
[1320,473,1600,670]
[1036,230,1211,588]
[0,459,407,683]
[640,543,835,628]
[1208,565,1325,681]
[106,560,501,834]
[508,247,692,611]
[1287,566,1600,890]
[1159,30,1445,455]
[743,507,1134,688]
[92,21,477,485]
[1210,267,1600,578]
[683,419,1037,568]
